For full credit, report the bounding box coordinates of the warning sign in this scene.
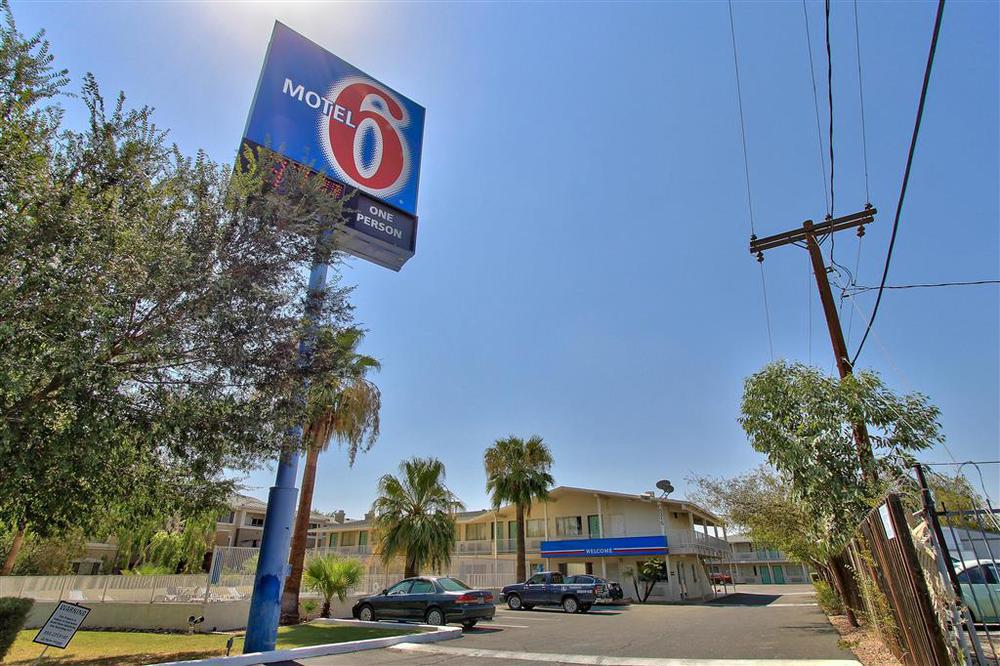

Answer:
[33,601,90,649]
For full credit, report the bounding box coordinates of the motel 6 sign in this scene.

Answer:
[243,22,425,270]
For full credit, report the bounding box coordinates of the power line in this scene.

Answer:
[825,0,835,218]
[851,0,946,367]
[802,0,831,217]
[846,0,870,347]
[729,0,775,361]
[853,0,872,204]
[848,279,1000,293]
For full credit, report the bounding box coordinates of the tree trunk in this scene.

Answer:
[1,521,26,575]
[404,552,417,579]
[827,556,859,627]
[321,599,331,618]
[281,439,321,624]
[515,503,527,583]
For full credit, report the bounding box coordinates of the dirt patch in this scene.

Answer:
[828,614,902,666]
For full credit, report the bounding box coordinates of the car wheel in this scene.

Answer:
[562,596,579,613]
[462,620,478,630]
[507,593,523,610]
[358,604,375,622]
[426,607,445,626]
[579,603,592,613]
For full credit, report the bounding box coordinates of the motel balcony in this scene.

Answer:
[451,529,730,559]
[322,545,373,557]
[719,550,789,563]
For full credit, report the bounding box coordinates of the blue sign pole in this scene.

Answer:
[244,251,331,654]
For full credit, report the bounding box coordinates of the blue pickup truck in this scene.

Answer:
[501,571,603,613]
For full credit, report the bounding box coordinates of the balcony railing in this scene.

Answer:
[452,530,730,558]
[320,545,372,557]
[724,551,788,563]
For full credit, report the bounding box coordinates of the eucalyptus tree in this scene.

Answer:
[0,6,353,572]
[372,458,464,578]
[740,361,941,538]
[281,327,381,623]
[483,435,554,583]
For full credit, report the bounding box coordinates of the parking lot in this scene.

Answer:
[301,585,859,665]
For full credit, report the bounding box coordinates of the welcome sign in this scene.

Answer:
[540,535,669,558]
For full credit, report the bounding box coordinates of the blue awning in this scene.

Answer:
[540,535,668,558]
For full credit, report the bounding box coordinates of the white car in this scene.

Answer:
[955,560,1000,624]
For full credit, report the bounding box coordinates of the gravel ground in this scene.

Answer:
[828,614,901,666]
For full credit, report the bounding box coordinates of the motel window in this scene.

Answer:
[359,531,368,546]
[219,511,235,524]
[555,516,583,537]
[328,534,338,548]
[508,521,519,540]
[341,532,357,547]
[466,523,489,541]
[247,516,264,527]
[587,515,601,537]
[526,519,546,538]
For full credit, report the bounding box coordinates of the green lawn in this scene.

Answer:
[5,622,420,665]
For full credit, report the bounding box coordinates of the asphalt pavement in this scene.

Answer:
[297,584,858,665]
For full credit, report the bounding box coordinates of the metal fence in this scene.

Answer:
[0,573,255,604]
[915,462,1000,665]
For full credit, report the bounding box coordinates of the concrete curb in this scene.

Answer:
[152,618,462,665]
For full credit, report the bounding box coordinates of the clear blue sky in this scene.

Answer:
[15,1,998,513]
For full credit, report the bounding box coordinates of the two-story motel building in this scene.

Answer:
[312,486,731,602]
[708,534,812,585]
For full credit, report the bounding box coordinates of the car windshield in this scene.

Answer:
[437,577,472,591]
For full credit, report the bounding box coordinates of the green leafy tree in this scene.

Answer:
[688,467,831,569]
[483,435,555,583]
[111,512,218,574]
[282,327,381,623]
[734,361,943,626]
[0,526,86,575]
[372,458,464,578]
[303,555,364,618]
[623,559,667,603]
[740,361,941,538]
[0,5,353,572]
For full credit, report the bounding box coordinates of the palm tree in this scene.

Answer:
[483,435,554,583]
[372,457,464,578]
[281,327,381,624]
[302,554,364,618]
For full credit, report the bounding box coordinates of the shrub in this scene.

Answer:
[813,580,843,615]
[303,555,364,618]
[0,597,34,660]
[301,599,318,619]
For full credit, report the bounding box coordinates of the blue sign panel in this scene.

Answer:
[243,22,426,217]
[540,535,668,559]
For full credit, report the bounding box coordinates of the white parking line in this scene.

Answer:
[494,613,558,621]
[481,622,531,628]
[391,643,860,665]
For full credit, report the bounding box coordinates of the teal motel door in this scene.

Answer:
[760,566,772,584]
[773,565,785,584]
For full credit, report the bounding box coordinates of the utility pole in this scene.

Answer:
[749,206,878,482]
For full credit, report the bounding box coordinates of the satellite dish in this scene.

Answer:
[656,480,674,496]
